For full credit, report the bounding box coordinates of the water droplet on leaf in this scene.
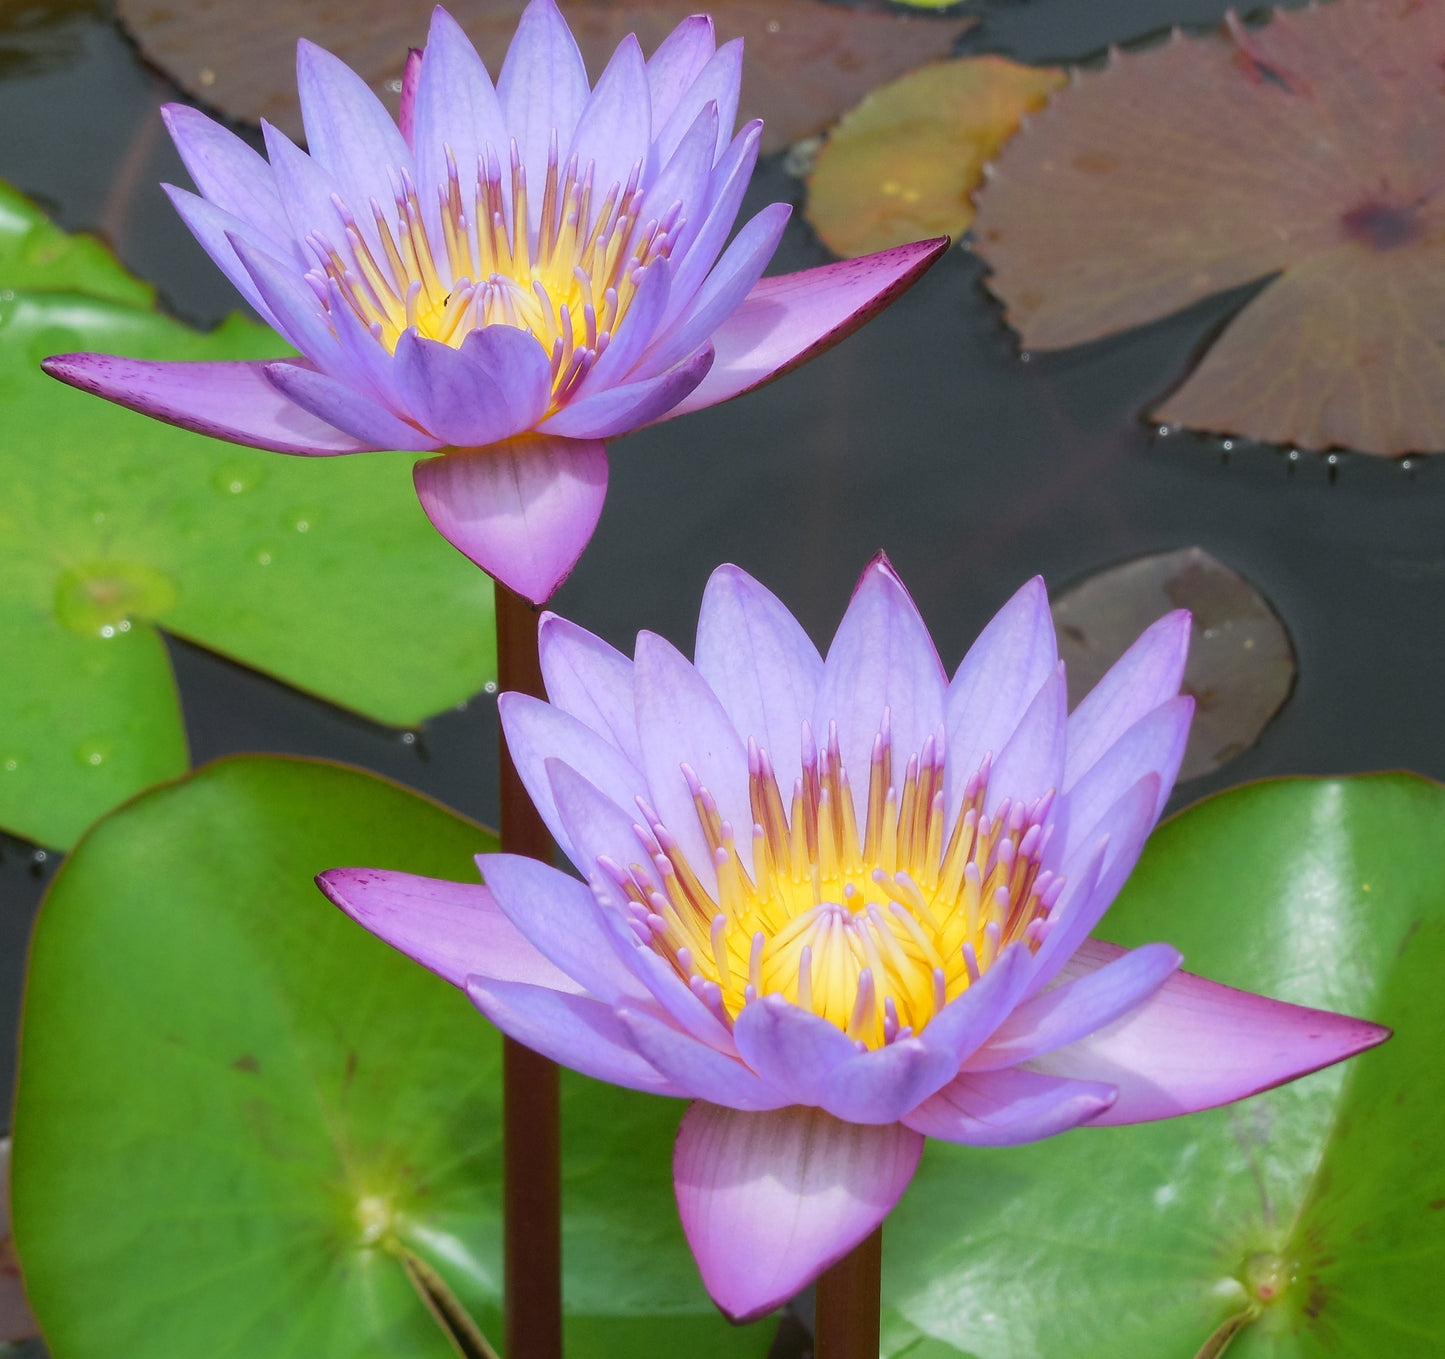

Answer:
[214,457,267,496]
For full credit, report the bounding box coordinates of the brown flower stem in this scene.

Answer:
[814,1227,883,1359]
[495,582,563,1359]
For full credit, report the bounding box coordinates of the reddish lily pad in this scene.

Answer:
[1051,548,1295,782]
[972,0,1445,455]
[116,0,971,156]
[806,58,1065,259]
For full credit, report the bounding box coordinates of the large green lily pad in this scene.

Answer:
[11,756,774,1358]
[0,181,497,849]
[882,773,1445,1357]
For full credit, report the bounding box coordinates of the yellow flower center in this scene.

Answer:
[310,139,680,408]
[602,720,1064,1050]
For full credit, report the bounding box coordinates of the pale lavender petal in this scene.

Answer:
[162,186,287,330]
[231,234,343,364]
[1065,610,1192,792]
[986,661,1067,816]
[538,343,714,438]
[654,38,741,166]
[944,577,1058,817]
[646,14,715,132]
[568,259,671,397]
[463,325,555,425]
[326,277,411,413]
[413,7,508,250]
[618,1008,790,1111]
[466,976,684,1095]
[496,692,647,864]
[674,1103,923,1323]
[1027,774,1160,996]
[918,941,1036,1067]
[537,613,642,767]
[731,994,856,1105]
[1032,940,1391,1124]
[633,100,718,273]
[393,329,542,447]
[814,555,946,831]
[317,867,580,992]
[261,119,353,259]
[42,355,373,456]
[475,850,650,1006]
[568,34,651,212]
[497,0,589,219]
[904,1067,1117,1146]
[658,237,949,420]
[817,1039,958,1126]
[1061,696,1193,861]
[694,563,823,799]
[398,47,423,147]
[545,756,653,887]
[263,362,440,451]
[633,629,752,885]
[966,941,1181,1071]
[161,104,291,245]
[412,435,607,605]
[634,203,790,380]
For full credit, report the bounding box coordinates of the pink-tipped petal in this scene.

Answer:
[674,1103,923,1322]
[1065,610,1193,792]
[645,14,716,132]
[694,563,823,799]
[466,976,684,1095]
[263,361,440,452]
[537,613,642,767]
[316,867,579,992]
[618,1008,790,1111]
[732,995,858,1106]
[42,354,373,456]
[398,47,423,148]
[1031,940,1392,1124]
[412,435,608,605]
[903,1067,1117,1146]
[965,941,1181,1071]
[539,343,714,439]
[658,237,949,420]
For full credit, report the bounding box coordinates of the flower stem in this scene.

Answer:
[496,583,563,1359]
[814,1227,883,1359]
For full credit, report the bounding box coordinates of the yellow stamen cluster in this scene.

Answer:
[305,137,681,408]
[601,719,1064,1051]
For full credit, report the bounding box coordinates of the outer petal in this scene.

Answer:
[161,104,291,246]
[537,613,642,767]
[965,941,1181,1071]
[618,1008,790,1111]
[814,555,946,831]
[316,867,579,992]
[944,577,1058,820]
[1031,939,1391,1124]
[538,343,714,438]
[230,235,344,365]
[41,355,374,456]
[412,435,608,605]
[1065,610,1192,792]
[694,563,823,798]
[466,976,684,1095]
[903,1067,1117,1146]
[263,362,440,452]
[475,850,650,1007]
[675,1103,923,1322]
[162,186,288,329]
[657,237,949,420]
[645,14,715,133]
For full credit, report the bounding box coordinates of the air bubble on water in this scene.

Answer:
[401,732,417,746]
[1221,440,1234,450]
[1287,449,1301,462]
[484,681,498,694]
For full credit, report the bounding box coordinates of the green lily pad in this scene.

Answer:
[11,756,774,1358]
[882,772,1445,1358]
[0,186,498,850]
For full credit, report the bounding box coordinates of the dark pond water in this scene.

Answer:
[2,0,1444,1349]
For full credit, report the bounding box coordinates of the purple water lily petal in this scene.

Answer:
[732,994,858,1106]
[544,757,652,890]
[618,1008,790,1111]
[568,261,672,397]
[659,237,950,420]
[653,38,742,167]
[162,187,289,331]
[466,975,683,1095]
[398,46,422,148]
[42,355,373,455]
[985,661,1068,817]
[920,941,1037,1067]
[645,15,715,134]
[393,328,549,447]
[537,613,642,767]
[904,1067,1118,1146]
[260,120,354,270]
[263,361,440,451]
[1032,940,1391,1123]
[412,435,607,604]
[674,1103,923,1322]
[538,343,714,439]
[633,101,719,275]
[231,235,342,365]
[817,1038,958,1126]
[161,104,290,246]
[317,867,578,992]
[567,34,652,215]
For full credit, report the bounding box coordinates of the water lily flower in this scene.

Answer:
[41,2,946,604]
[318,557,1387,1320]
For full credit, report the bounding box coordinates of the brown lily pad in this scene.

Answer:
[805,56,1065,258]
[1052,547,1295,782]
[972,0,1445,455]
[117,0,971,156]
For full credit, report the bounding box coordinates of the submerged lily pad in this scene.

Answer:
[116,0,971,156]
[1052,547,1295,781]
[0,184,497,850]
[806,57,1065,259]
[883,772,1445,1358]
[972,0,1445,455]
[11,756,775,1359]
